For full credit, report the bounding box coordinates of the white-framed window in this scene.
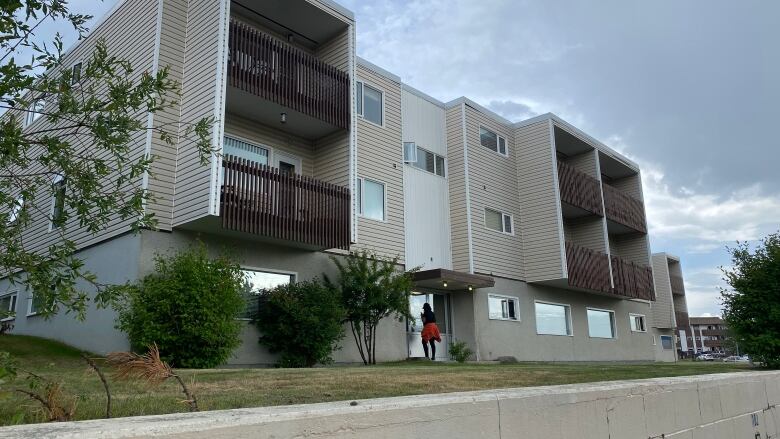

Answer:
[404,142,446,177]
[484,208,513,235]
[27,292,43,316]
[223,135,270,165]
[239,269,295,320]
[356,81,383,126]
[71,62,82,85]
[660,335,674,350]
[0,292,17,321]
[587,308,616,339]
[488,294,519,321]
[357,177,385,221]
[479,126,508,156]
[24,99,45,127]
[7,195,24,224]
[629,314,646,332]
[535,301,572,336]
[50,174,66,230]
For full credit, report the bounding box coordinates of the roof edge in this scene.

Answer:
[356,56,401,83]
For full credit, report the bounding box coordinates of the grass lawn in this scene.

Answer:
[0,335,752,426]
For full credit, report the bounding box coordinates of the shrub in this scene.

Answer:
[255,280,345,368]
[116,244,245,368]
[448,340,473,363]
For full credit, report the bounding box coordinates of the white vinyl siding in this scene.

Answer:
[535,301,572,336]
[587,308,616,339]
[488,294,519,321]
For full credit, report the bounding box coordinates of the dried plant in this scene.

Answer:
[106,344,198,411]
[15,373,77,422]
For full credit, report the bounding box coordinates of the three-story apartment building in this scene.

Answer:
[2,0,685,364]
[651,252,690,360]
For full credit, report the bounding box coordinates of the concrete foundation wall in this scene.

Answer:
[2,371,778,439]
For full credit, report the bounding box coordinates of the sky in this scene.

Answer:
[39,0,780,316]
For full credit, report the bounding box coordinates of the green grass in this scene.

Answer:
[0,335,752,426]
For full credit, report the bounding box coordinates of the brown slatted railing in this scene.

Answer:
[610,256,655,301]
[670,274,685,295]
[227,19,350,130]
[557,161,603,216]
[675,311,690,328]
[602,183,647,233]
[565,242,612,293]
[220,156,350,250]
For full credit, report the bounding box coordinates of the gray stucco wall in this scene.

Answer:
[1,233,139,354]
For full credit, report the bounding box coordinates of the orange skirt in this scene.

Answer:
[421,323,442,343]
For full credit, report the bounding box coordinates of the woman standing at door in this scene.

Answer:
[421,303,442,360]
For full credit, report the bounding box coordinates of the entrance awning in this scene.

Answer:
[411,268,494,291]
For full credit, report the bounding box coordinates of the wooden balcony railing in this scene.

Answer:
[676,311,690,328]
[610,256,655,301]
[557,161,603,217]
[220,156,351,250]
[228,20,350,130]
[602,183,647,233]
[565,242,611,293]
[670,274,685,295]
[700,329,727,337]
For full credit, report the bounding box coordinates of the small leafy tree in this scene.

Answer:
[721,232,780,368]
[115,244,245,368]
[448,340,473,363]
[324,251,415,365]
[255,280,345,368]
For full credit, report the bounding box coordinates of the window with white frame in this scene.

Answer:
[27,291,45,316]
[50,175,66,229]
[629,314,646,332]
[24,99,45,127]
[356,81,383,125]
[484,208,513,234]
[587,308,616,339]
[535,302,571,336]
[7,195,24,224]
[223,136,269,165]
[357,177,385,221]
[479,126,507,156]
[71,62,82,85]
[660,335,673,350]
[240,269,295,319]
[488,294,519,321]
[0,292,17,321]
[404,142,446,177]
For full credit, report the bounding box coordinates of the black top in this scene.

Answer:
[422,309,436,324]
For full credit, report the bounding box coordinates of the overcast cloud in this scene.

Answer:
[45,0,779,316]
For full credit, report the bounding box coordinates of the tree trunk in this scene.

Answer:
[371,322,378,365]
[350,321,368,365]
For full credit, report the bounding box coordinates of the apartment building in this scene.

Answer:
[680,317,731,355]
[650,252,690,361]
[2,0,678,364]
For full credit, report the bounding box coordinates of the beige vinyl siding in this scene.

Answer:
[463,105,524,280]
[353,64,404,262]
[651,254,675,328]
[173,0,226,226]
[223,115,316,176]
[12,0,158,255]
[147,0,188,230]
[515,120,565,282]
[563,216,607,252]
[609,173,643,200]
[563,150,598,178]
[313,132,350,187]
[609,234,651,265]
[316,27,350,72]
[445,105,471,273]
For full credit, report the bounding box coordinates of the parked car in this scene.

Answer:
[722,355,749,363]
[696,353,715,361]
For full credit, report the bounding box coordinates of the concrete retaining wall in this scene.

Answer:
[1,371,778,438]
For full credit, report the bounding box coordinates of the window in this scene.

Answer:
[71,62,82,85]
[0,293,17,321]
[27,292,44,316]
[660,335,674,350]
[50,175,66,229]
[405,143,446,177]
[239,269,294,319]
[479,126,507,156]
[7,195,24,224]
[485,208,513,234]
[587,308,616,339]
[223,136,269,165]
[357,177,385,221]
[24,99,44,127]
[535,302,571,336]
[629,314,646,332]
[488,295,519,321]
[356,81,382,125]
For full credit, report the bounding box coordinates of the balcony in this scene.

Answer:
[227,19,350,131]
[565,242,611,293]
[670,274,685,295]
[557,161,603,217]
[676,311,690,328]
[610,256,655,301]
[220,156,351,250]
[602,183,647,234]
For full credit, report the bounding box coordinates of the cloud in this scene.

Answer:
[487,100,538,122]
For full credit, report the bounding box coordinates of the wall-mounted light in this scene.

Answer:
[287,33,294,43]
[468,285,474,292]
[280,112,287,124]
[442,281,448,288]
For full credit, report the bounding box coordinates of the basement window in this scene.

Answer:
[488,294,519,321]
[629,314,646,332]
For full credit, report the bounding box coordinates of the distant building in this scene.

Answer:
[678,316,731,355]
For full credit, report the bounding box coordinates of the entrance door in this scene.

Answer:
[273,151,301,219]
[407,292,451,360]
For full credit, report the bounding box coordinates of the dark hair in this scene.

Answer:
[423,303,431,311]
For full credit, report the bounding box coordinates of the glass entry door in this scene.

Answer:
[407,292,451,360]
